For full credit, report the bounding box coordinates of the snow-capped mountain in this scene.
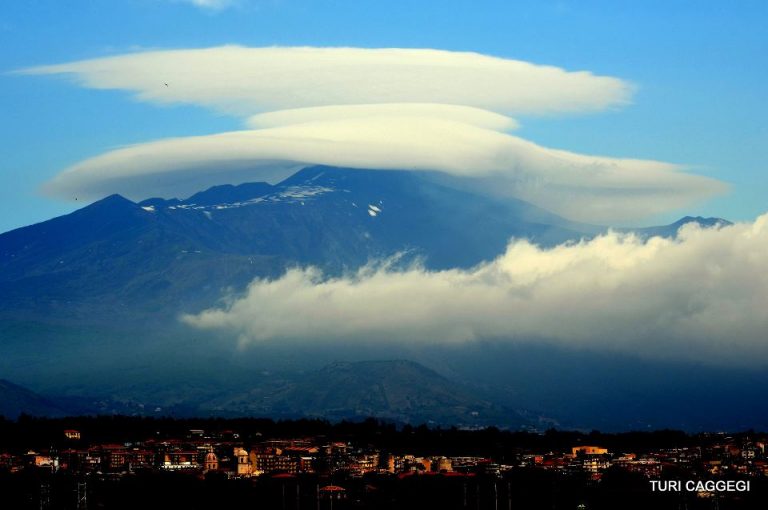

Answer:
[0,165,737,430]
[2,165,727,324]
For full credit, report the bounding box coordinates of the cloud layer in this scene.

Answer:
[22,46,724,222]
[245,103,519,130]
[184,216,768,366]
[21,46,632,116]
[42,104,725,223]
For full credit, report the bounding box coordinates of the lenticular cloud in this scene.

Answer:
[184,216,768,366]
[23,46,726,222]
[20,46,632,116]
[41,104,725,223]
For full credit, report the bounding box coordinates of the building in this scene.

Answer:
[583,457,611,473]
[161,450,200,470]
[572,446,608,456]
[64,430,81,441]
[319,485,347,501]
[127,449,155,470]
[432,457,453,472]
[204,452,219,471]
[249,449,299,475]
[234,447,252,476]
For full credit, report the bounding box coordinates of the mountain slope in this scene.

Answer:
[0,361,538,428]
[0,166,590,323]
[56,360,535,427]
[0,379,71,418]
[623,215,732,239]
[201,360,529,426]
[1,165,726,325]
[0,166,735,430]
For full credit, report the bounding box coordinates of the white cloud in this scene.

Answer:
[20,46,632,116]
[246,103,519,131]
[183,216,768,366]
[176,0,238,10]
[23,46,723,221]
[42,105,724,223]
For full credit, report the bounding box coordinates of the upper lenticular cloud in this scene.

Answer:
[183,216,768,366]
[20,46,632,116]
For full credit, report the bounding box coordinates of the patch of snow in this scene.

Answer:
[185,185,334,211]
[275,185,334,201]
[368,209,378,217]
[203,210,213,219]
[141,205,156,212]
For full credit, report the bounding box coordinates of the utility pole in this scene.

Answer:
[76,481,88,510]
[39,481,51,510]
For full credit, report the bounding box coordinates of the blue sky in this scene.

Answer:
[1,1,766,232]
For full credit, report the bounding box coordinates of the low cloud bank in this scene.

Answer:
[184,216,768,366]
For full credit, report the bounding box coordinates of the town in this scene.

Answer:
[0,416,766,509]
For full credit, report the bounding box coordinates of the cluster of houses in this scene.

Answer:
[2,429,767,484]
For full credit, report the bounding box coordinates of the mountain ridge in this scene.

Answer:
[0,166,729,326]
[0,165,736,431]
[0,360,541,429]
[0,379,71,418]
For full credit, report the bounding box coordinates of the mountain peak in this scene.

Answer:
[254,359,522,426]
[75,193,146,216]
[183,181,275,206]
[673,216,732,228]
[276,165,337,186]
[90,193,134,206]
[70,193,146,221]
